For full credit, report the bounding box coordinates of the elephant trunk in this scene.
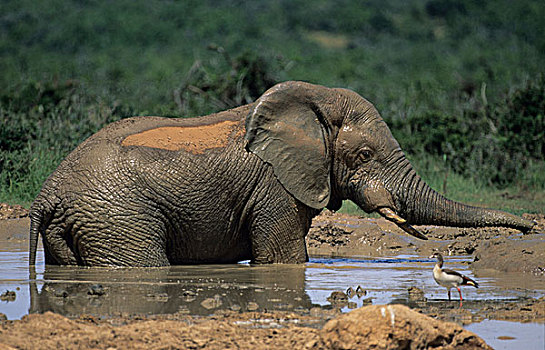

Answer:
[395,166,534,232]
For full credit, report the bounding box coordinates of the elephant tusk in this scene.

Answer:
[377,207,428,240]
[377,207,406,224]
[397,222,428,240]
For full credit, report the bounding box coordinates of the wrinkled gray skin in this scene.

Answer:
[29,81,534,267]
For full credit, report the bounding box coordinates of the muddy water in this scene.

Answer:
[0,252,545,349]
[1,244,545,348]
[5,250,543,319]
[466,320,544,350]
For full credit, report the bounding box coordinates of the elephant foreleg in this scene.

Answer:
[249,199,315,264]
[250,227,308,264]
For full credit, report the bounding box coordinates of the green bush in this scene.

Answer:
[0,81,133,205]
[172,47,290,116]
[389,75,545,189]
[492,75,545,161]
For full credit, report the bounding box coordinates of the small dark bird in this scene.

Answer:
[429,252,478,307]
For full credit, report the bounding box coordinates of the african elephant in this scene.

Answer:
[29,81,533,266]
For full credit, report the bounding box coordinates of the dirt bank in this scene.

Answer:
[1,305,493,349]
[307,210,545,275]
[0,203,28,221]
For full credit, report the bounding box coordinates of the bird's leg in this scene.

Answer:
[457,287,463,308]
[447,289,451,301]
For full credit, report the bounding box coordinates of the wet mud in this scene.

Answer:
[308,210,545,275]
[120,120,239,153]
[0,205,544,349]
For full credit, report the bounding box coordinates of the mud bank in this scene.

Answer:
[307,211,545,275]
[0,305,492,349]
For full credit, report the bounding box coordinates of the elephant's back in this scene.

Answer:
[57,104,251,173]
[40,104,254,198]
[80,104,252,151]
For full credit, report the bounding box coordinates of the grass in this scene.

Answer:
[1,0,544,213]
[408,158,545,215]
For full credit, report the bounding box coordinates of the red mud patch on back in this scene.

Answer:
[121,120,239,153]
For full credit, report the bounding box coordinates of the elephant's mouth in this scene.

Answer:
[377,207,428,240]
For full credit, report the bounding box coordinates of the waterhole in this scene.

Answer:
[1,243,544,349]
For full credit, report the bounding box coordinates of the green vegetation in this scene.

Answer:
[0,81,133,204]
[1,0,544,212]
[389,76,545,189]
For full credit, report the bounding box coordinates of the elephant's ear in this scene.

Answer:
[245,81,332,209]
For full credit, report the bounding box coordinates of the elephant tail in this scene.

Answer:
[29,205,42,267]
[29,197,52,268]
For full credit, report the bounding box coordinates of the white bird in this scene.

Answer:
[429,252,478,307]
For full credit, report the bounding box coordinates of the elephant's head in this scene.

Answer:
[245,81,534,239]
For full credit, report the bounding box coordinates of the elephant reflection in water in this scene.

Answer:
[29,265,314,317]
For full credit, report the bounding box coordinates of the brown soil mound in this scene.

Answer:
[0,311,319,350]
[319,304,491,349]
[0,306,490,350]
[469,214,545,274]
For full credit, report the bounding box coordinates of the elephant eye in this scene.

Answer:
[360,149,373,162]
